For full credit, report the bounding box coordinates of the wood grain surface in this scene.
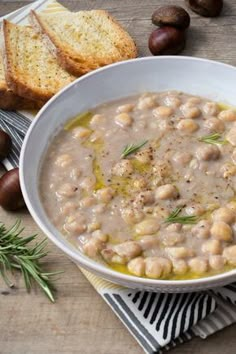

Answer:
[0,1,236,354]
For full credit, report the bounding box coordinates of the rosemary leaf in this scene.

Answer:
[121,140,148,158]
[165,207,198,225]
[0,221,61,302]
[198,133,227,145]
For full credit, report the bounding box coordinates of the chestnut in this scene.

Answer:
[0,168,25,211]
[0,129,12,161]
[186,0,223,17]
[152,6,190,30]
[149,26,186,56]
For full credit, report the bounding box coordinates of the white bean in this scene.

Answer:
[135,148,153,164]
[155,184,178,200]
[64,217,86,235]
[176,119,199,133]
[101,248,114,263]
[135,218,160,235]
[153,206,169,219]
[164,95,181,108]
[153,161,172,178]
[172,151,192,166]
[55,154,72,168]
[112,159,134,177]
[192,220,211,239]
[188,257,208,274]
[203,117,225,133]
[220,163,236,178]
[226,201,236,212]
[87,221,101,233]
[145,257,162,278]
[83,238,104,258]
[117,104,134,113]
[219,109,236,122]
[158,258,172,277]
[113,241,142,260]
[90,114,105,128]
[162,232,185,247]
[210,221,233,242]
[80,196,96,208]
[187,97,201,105]
[226,127,236,146]
[111,254,127,264]
[134,191,155,206]
[92,204,106,214]
[133,177,148,190]
[115,113,133,128]
[180,104,201,119]
[232,148,236,164]
[121,207,144,225]
[172,259,188,275]
[92,230,108,242]
[56,183,77,198]
[138,236,159,250]
[203,102,219,116]
[153,106,173,119]
[223,245,236,266]
[137,96,156,110]
[157,120,173,132]
[60,201,77,216]
[96,187,115,203]
[145,257,172,278]
[70,167,81,180]
[101,249,127,265]
[72,127,91,139]
[185,204,205,216]
[166,247,195,259]
[166,223,182,232]
[128,257,145,276]
[209,255,225,271]
[89,131,103,143]
[202,239,222,255]
[212,207,235,224]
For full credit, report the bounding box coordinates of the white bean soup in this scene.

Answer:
[40,91,236,280]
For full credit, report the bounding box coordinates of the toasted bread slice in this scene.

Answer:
[0,51,41,110]
[2,20,76,102]
[30,10,137,76]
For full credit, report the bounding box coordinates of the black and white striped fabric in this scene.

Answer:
[1,109,236,354]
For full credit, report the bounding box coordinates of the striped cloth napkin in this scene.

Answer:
[1,1,236,353]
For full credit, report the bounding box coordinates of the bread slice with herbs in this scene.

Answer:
[0,51,41,110]
[2,20,76,102]
[30,9,137,76]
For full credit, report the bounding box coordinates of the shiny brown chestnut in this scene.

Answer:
[186,0,223,17]
[149,26,186,56]
[0,129,12,161]
[0,168,25,211]
[152,6,190,29]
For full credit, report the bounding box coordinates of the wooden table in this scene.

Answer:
[0,1,236,353]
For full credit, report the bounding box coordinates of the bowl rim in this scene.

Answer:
[20,55,236,287]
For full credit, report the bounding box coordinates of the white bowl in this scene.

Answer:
[20,56,236,292]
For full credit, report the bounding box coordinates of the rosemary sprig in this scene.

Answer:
[0,220,61,302]
[165,207,198,225]
[198,133,227,145]
[121,140,148,158]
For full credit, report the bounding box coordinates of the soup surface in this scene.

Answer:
[40,91,236,280]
